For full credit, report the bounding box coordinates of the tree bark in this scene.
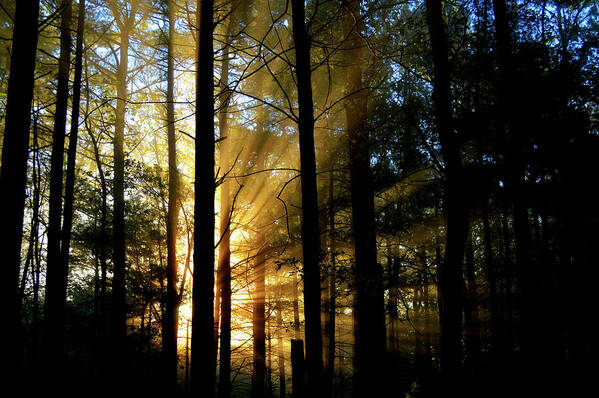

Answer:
[492,0,537,361]
[28,116,42,364]
[87,119,108,354]
[44,0,73,370]
[252,235,267,398]
[425,0,469,381]
[289,2,324,395]
[60,0,85,305]
[107,3,138,376]
[217,13,235,398]
[191,0,216,394]
[340,2,386,396]
[291,339,306,398]
[163,0,179,390]
[0,0,40,369]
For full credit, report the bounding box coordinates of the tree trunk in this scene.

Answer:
[217,13,235,398]
[60,0,85,305]
[112,34,128,370]
[191,0,216,394]
[108,3,137,375]
[340,2,386,396]
[87,119,108,356]
[91,209,100,376]
[291,339,306,398]
[425,0,469,381]
[252,235,267,398]
[58,0,84,369]
[163,0,179,390]
[0,0,40,370]
[289,2,324,395]
[492,0,537,361]
[29,116,42,364]
[44,0,73,370]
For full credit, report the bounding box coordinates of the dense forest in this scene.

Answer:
[1,0,598,396]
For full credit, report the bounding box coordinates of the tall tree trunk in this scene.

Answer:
[91,207,100,376]
[112,31,128,369]
[107,3,138,376]
[491,0,538,360]
[163,0,179,390]
[289,2,324,395]
[60,0,85,303]
[252,235,267,398]
[340,2,386,396]
[191,0,216,394]
[217,13,235,398]
[425,0,469,381]
[59,0,86,364]
[28,116,42,364]
[44,0,73,371]
[58,1,84,370]
[21,162,40,315]
[291,339,306,398]
[82,59,108,366]
[87,120,108,351]
[0,0,40,370]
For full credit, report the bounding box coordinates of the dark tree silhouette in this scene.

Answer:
[341,1,386,395]
[290,0,324,395]
[107,2,140,378]
[0,0,41,373]
[217,10,235,398]
[60,0,86,315]
[44,0,72,369]
[425,0,469,383]
[251,234,267,398]
[191,0,216,395]
[163,0,179,390]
